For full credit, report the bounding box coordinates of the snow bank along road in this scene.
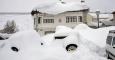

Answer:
[0,24,115,60]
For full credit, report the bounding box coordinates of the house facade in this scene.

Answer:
[32,9,89,35]
[87,13,113,27]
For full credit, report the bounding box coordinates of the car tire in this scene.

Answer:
[106,51,112,59]
[66,44,78,51]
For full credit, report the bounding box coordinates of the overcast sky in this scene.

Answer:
[0,0,114,12]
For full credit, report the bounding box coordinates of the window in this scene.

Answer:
[45,31,55,34]
[34,18,36,25]
[106,36,112,45]
[66,16,77,23]
[38,17,41,24]
[43,19,54,23]
[78,16,82,22]
[59,19,62,23]
[112,37,115,46]
[55,36,67,39]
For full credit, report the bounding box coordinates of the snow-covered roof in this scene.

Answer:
[35,2,89,14]
[88,13,112,19]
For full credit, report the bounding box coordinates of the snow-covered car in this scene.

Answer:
[54,26,73,40]
[106,30,115,60]
[53,26,79,52]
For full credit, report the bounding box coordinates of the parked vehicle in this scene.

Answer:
[106,30,115,60]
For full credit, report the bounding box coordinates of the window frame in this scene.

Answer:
[112,37,115,46]
[106,36,113,45]
[66,16,77,23]
[43,19,54,23]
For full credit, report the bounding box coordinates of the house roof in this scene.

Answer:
[34,2,89,15]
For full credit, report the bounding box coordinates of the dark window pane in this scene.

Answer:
[38,17,41,24]
[112,37,115,46]
[106,36,112,45]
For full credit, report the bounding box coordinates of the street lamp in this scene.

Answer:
[96,10,100,28]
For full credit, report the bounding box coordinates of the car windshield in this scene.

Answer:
[112,37,115,46]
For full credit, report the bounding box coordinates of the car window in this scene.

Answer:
[55,36,67,39]
[112,37,115,46]
[106,36,112,45]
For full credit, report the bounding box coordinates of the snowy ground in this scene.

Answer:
[0,23,115,60]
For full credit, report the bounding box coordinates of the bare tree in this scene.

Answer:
[0,20,18,34]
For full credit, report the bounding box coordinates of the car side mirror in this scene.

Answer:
[113,45,115,48]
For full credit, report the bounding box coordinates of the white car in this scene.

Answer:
[106,30,115,60]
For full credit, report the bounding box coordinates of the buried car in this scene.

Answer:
[53,26,79,52]
[106,30,115,60]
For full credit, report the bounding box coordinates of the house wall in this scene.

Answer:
[87,14,93,23]
[113,14,115,21]
[34,11,88,35]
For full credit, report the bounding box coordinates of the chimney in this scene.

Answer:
[81,0,85,3]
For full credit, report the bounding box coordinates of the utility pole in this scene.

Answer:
[96,10,100,28]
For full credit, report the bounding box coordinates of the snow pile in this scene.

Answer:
[75,25,115,48]
[0,30,71,60]
[74,23,91,30]
[69,44,107,60]
[0,30,42,60]
[41,34,54,46]
[0,24,115,60]
[40,24,115,60]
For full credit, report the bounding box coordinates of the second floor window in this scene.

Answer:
[43,19,54,23]
[66,16,77,23]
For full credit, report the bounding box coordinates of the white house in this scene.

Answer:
[87,13,113,27]
[32,2,89,35]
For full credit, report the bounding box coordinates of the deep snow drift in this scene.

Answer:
[0,24,115,60]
